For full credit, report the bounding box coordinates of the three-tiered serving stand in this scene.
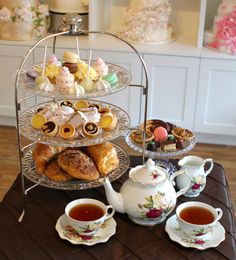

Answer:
[15,14,195,222]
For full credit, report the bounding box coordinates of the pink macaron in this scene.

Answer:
[153,126,168,142]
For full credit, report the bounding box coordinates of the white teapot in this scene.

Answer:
[103,159,190,226]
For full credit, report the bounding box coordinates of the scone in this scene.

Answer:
[43,159,74,181]
[57,148,99,181]
[86,142,119,176]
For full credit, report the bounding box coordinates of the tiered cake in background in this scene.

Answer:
[48,0,89,32]
[119,0,173,44]
[207,0,236,54]
[0,0,49,40]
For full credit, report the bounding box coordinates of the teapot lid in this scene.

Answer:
[129,159,166,185]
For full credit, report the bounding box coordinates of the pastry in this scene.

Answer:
[60,100,73,108]
[153,126,168,142]
[35,76,55,92]
[140,119,168,133]
[86,142,119,176]
[80,78,95,92]
[43,159,74,181]
[54,105,74,117]
[91,58,108,77]
[37,54,61,84]
[99,112,117,131]
[161,139,176,151]
[37,106,53,120]
[41,121,58,137]
[74,83,85,96]
[80,107,101,123]
[57,148,100,180]
[69,112,87,128]
[62,51,79,73]
[98,106,111,115]
[59,123,75,139]
[82,122,99,138]
[130,129,154,144]
[74,100,89,110]
[32,143,64,174]
[172,127,195,140]
[31,113,47,130]
[56,66,75,94]
[95,78,111,91]
[75,60,98,82]
[102,72,118,86]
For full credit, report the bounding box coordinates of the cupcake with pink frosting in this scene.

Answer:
[91,58,108,77]
[56,66,75,94]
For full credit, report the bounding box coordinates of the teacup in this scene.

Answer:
[65,198,115,236]
[176,155,214,197]
[176,201,223,239]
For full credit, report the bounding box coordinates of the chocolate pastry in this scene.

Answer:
[82,122,99,138]
[161,139,176,151]
[60,100,73,108]
[57,148,99,181]
[43,159,74,181]
[41,121,58,137]
[147,141,157,151]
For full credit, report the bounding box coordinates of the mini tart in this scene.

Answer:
[59,123,75,139]
[73,100,89,111]
[130,129,154,144]
[41,121,58,137]
[98,106,111,115]
[82,122,99,138]
[99,113,117,131]
[31,114,47,130]
[60,100,73,108]
[88,103,101,111]
[172,127,195,141]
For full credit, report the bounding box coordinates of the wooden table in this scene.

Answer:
[0,157,235,260]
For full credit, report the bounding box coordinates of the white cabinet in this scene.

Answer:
[194,58,236,137]
[143,54,200,129]
[0,45,33,126]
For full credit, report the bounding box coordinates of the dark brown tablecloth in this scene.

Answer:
[0,157,235,260]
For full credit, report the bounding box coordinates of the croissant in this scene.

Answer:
[32,143,65,174]
[86,142,119,176]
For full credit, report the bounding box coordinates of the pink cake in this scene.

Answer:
[208,0,236,54]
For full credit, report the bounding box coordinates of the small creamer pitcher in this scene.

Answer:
[176,155,214,197]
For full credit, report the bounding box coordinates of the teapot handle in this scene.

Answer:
[204,158,214,176]
[170,170,191,198]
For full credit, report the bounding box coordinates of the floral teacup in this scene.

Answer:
[176,201,223,239]
[65,198,115,236]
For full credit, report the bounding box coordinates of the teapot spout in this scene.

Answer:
[103,178,125,213]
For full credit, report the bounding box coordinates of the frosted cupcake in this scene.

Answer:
[91,58,108,77]
[56,66,75,94]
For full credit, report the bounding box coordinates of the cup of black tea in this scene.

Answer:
[65,198,115,236]
[176,201,223,239]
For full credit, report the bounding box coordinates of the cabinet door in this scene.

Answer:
[92,50,143,127]
[195,59,236,136]
[0,45,33,125]
[143,54,200,129]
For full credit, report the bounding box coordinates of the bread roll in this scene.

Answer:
[86,142,119,175]
[32,143,64,174]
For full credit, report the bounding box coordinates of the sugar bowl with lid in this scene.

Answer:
[103,159,191,226]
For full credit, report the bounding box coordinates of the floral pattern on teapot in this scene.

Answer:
[138,191,174,221]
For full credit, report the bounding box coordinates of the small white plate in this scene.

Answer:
[165,214,225,250]
[55,214,116,246]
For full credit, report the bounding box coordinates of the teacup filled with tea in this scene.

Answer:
[176,201,223,239]
[65,198,115,236]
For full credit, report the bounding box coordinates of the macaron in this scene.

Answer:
[102,72,118,86]
[153,126,168,142]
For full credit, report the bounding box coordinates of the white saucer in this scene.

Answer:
[55,214,116,246]
[165,215,225,250]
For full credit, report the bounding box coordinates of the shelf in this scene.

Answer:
[22,143,130,190]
